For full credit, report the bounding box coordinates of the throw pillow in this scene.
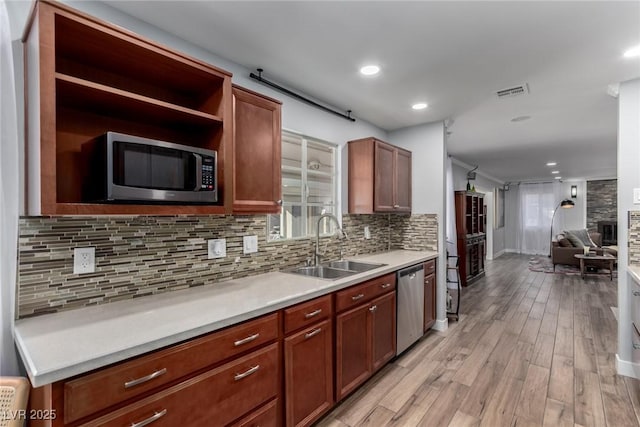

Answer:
[564,229,598,248]
[558,238,573,248]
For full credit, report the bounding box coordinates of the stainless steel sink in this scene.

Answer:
[284,260,387,279]
[325,260,386,272]
[285,266,356,279]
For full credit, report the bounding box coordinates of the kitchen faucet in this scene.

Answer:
[315,213,348,266]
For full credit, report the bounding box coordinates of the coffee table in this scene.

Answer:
[574,254,616,280]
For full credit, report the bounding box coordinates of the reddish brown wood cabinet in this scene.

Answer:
[455,191,486,286]
[283,296,333,427]
[335,275,397,400]
[423,260,436,332]
[348,137,411,214]
[24,1,232,215]
[31,315,280,427]
[284,320,333,427]
[232,85,282,214]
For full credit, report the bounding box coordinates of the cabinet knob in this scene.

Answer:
[633,291,640,297]
[276,199,283,206]
[634,343,640,350]
[369,305,377,312]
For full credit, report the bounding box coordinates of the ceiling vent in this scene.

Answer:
[496,83,529,99]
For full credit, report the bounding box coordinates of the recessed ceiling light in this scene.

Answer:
[412,102,428,110]
[554,176,562,180]
[360,65,380,76]
[623,44,640,58]
[546,162,557,166]
[551,171,559,174]
[510,115,531,122]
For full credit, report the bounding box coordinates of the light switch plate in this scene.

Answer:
[634,188,640,204]
[74,247,95,274]
[243,235,258,254]
[208,239,226,259]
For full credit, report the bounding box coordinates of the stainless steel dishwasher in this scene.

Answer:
[396,263,425,355]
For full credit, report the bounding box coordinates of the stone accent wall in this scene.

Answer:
[629,212,640,265]
[587,179,617,231]
[17,213,437,318]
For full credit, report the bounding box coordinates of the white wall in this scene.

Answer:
[616,78,640,379]
[388,122,448,330]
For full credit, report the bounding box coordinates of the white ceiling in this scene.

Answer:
[104,0,640,183]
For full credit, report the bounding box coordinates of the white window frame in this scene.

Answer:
[267,129,339,242]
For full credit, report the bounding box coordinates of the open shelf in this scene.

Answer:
[56,73,223,127]
[26,1,233,215]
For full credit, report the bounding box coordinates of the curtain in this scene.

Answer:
[0,0,20,376]
[516,182,562,255]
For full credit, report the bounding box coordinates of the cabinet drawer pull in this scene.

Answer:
[305,309,322,319]
[351,293,365,301]
[393,204,400,209]
[633,291,640,297]
[381,283,392,289]
[130,409,167,427]
[276,199,283,206]
[234,333,260,347]
[369,305,377,312]
[124,368,167,389]
[305,328,322,339]
[234,365,260,381]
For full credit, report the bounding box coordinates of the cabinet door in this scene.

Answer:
[370,292,396,372]
[373,140,395,212]
[394,148,412,212]
[424,273,436,332]
[336,304,371,400]
[284,319,333,427]
[232,86,282,214]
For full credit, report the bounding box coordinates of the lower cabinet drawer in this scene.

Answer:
[65,313,278,423]
[335,273,396,313]
[231,399,278,427]
[79,343,279,427]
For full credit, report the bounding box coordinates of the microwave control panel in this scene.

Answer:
[201,156,216,191]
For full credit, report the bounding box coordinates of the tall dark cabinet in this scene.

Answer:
[455,191,486,286]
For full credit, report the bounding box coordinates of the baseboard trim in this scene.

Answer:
[432,318,448,332]
[494,250,505,259]
[616,354,640,379]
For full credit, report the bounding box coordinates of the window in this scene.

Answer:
[267,130,338,241]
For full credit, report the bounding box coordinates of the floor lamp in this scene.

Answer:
[549,199,575,257]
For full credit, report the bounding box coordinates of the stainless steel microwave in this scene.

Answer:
[83,132,217,204]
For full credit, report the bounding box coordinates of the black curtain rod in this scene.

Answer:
[249,69,356,122]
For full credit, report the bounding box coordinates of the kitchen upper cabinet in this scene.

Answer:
[348,137,412,214]
[232,85,282,214]
[24,0,233,215]
[335,274,397,400]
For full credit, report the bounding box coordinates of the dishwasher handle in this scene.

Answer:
[397,264,424,278]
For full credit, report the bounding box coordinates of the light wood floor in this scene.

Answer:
[318,254,640,427]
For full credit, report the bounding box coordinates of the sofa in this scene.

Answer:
[551,231,612,269]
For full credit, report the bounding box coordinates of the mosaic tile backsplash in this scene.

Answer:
[629,211,640,265]
[17,213,437,318]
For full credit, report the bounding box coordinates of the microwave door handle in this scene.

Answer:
[194,153,203,191]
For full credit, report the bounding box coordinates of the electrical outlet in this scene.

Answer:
[208,239,226,259]
[73,247,95,274]
[634,188,640,204]
[243,235,258,254]
[364,226,371,240]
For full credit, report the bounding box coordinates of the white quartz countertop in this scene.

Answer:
[15,250,437,387]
